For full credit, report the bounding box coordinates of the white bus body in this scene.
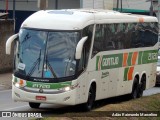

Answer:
[6,9,158,110]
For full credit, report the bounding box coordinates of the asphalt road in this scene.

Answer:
[0,90,28,111]
[0,87,160,111]
[0,89,64,111]
[143,86,160,96]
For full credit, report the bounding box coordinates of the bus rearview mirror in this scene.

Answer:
[75,36,88,59]
[6,34,18,55]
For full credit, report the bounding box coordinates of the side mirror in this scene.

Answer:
[75,36,88,59]
[6,34,18,55]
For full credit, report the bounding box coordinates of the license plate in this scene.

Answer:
[36,96,46,101]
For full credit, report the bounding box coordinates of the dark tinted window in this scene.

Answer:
[92,22,158,56]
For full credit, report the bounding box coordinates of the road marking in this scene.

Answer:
[0,89,11,93]
[4,105,28,111]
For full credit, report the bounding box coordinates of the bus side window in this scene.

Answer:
[105,41,115,50]
[92,24,104,57]
[92,24,117,56]
[104,24,116,50]
[91,22,158,55]
[130,23,158,48]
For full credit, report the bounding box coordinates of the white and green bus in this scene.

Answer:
[6,9,158,110]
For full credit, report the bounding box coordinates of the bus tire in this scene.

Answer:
[29,102,40,108]
[83,85,96,111]
[137,83,143,98]
[130,77,139,99]
[137,77,146,98]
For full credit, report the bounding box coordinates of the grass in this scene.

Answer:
[32,93,160,120]
[95,94,160,111]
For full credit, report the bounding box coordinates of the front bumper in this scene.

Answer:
[12,84,77,105]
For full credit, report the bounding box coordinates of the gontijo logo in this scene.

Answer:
[96,50,158,81]
[96,54,123,71]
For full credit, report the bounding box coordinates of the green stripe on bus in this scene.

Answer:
[127,52,132,66]
[141,50,158,64]
[96,49,158,71]
[138,51,143,65]
[124,67,129,81]
[96,56,100,71]
[26,81,72,89]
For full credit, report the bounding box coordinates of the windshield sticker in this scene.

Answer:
[44,71,52,78]
[18,63,26,70]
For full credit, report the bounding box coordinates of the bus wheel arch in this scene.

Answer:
[83,81,96,111]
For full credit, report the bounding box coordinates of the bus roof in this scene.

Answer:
[21,9,158,30]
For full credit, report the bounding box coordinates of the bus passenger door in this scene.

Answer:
[76,25,94,104]
[76,72,88,104]
[76,47,90,104]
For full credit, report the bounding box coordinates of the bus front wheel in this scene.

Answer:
[29,102,41,108]
[83,85,96,111]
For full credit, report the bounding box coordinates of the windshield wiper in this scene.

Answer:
[45,50,57,78]
[27,49,41,77]
[21,33,31,44]
[64,57,71,76]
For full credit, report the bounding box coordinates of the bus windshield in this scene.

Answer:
[14,29,80,79]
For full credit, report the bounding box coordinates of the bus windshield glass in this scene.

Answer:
[14,29,80,79]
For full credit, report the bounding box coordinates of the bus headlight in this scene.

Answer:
[62,84,79,92]
[13,79,26,88]
[15,83,20,88]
